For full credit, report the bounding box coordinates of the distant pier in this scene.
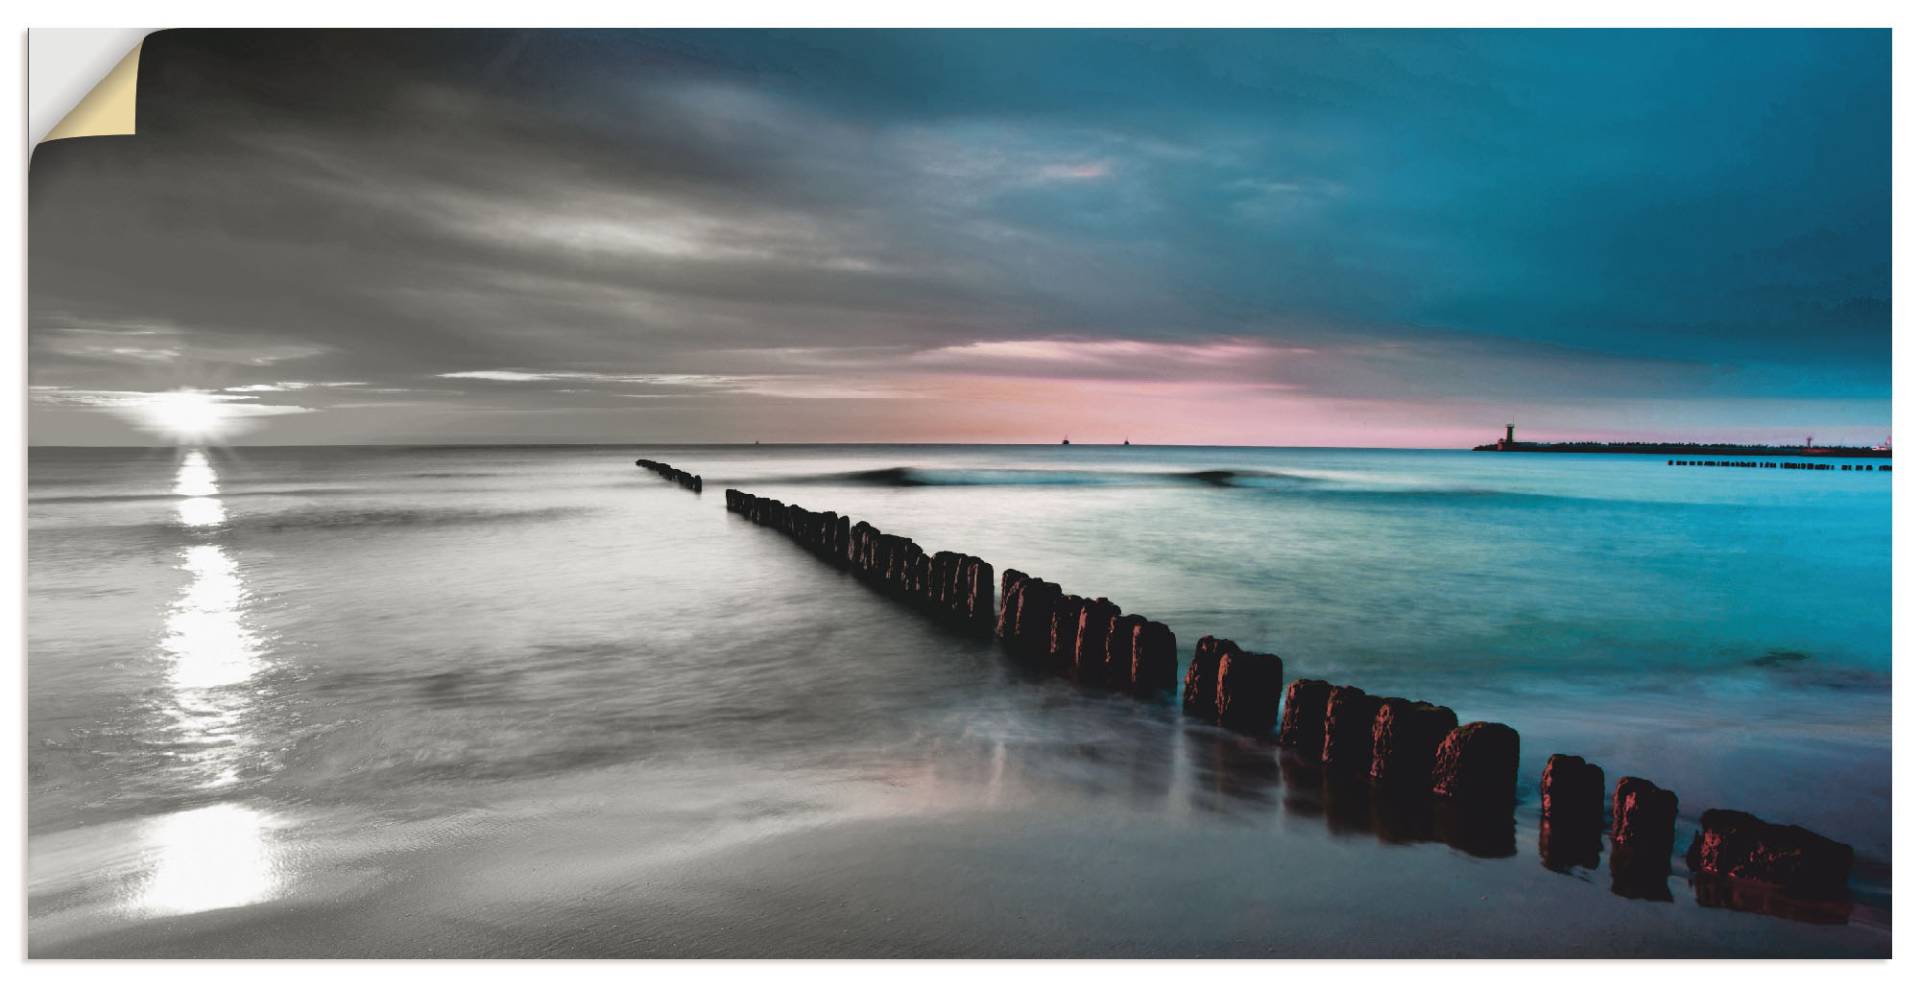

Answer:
[1476,442,1891,459]
[1668,460,1889,472]
[1472,424,1891,460]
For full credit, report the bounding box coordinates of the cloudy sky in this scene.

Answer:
[29,29,1891,446]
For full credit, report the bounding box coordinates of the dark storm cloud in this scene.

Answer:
[28,29,1890,444]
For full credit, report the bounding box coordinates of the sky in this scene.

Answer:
[28,29,1892,447]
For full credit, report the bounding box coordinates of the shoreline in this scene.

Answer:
[29,750,1893,959]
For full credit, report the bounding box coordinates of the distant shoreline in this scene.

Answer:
[1472,442,1891,459]
[20,441,1897,457]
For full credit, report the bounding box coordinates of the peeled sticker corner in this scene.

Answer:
[40,38,145,144]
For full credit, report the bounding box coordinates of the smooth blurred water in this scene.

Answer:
[25,444,1892,957]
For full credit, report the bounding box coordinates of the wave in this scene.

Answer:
[1743,651,1889,691]
[30,488,363,505]
[52,505,595,541]
[718,465,1330,489]
[707,463,1683,510]
[241,505,592,532]
[1173,469,1324,488]
[1170,471,1630,503]
[726,466,1129,487]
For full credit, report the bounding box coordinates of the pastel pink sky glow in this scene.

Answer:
[28,31,1889,446]
[28,332,1890,446]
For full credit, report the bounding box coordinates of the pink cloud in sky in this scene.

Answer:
[881,375,1491,447]
[907,337,1308,381]
[601,333,1889,447]
[1034,161,1112,181]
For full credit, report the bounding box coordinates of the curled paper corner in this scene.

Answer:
[36,33,149,144]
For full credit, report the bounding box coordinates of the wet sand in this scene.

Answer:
[30,736,1891,959]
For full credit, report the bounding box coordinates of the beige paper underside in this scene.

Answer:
[42,42,143,143]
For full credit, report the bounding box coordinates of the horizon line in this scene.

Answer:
[24,439,1893,452]
[26,440,1468,451]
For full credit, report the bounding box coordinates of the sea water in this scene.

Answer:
[25,444,1892,957]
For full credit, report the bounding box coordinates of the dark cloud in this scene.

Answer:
[29,29,1890,445]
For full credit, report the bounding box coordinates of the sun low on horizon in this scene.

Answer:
[115,388,248,445]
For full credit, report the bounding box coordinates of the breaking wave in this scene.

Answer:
[708,464,1681,510]
[718,465,1329,489]
[30,488,364,505]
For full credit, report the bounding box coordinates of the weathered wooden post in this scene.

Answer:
[1215,648,1285,736]
[1130,619,1177,698]
[1369,699,1458,789]
[1430,721,1520,803]
[1182,636,1237,720]
[1278,679,1333,756]
[1073,598,1121,685]
[1322,686,1387,774]
[1538,754,1605,870]
[1685,809,1853,900]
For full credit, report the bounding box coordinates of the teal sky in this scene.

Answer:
[29,29,1892,446]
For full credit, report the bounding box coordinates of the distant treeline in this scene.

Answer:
[1473,442,1890,459]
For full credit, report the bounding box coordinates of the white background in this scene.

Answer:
[4,1,1913,981]
[27,29,150,143]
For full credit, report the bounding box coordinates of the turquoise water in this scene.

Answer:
[25,445,1891,956]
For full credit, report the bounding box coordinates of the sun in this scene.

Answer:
[135,389,233,443]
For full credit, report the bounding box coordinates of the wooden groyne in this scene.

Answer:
[723,489,995,632]
[1265,674,1853,907]
[998,570,1181,699]
[714,480,1859,911]
[1668,459,1889,472]
[635,458,704,492]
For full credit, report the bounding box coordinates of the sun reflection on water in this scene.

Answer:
[173,449,219,496]
[163,544,261,690]
[160,452,266,789]
[176,496,228,527]
[132,803,281,916]
[127,451,286,915]
[174,450,227,528]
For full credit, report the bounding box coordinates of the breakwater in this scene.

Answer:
[1476,441,1891,458]
[713,479,1860,916]
[1669,459,1889,472]
[635,458,704,492]
[723,488,995,632]
[996,570,1180,699]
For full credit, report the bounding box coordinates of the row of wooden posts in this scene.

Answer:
[722,488,997,632]
[659,463,1858,904]
[1668,459,1889,472]
[635,458,704,492]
